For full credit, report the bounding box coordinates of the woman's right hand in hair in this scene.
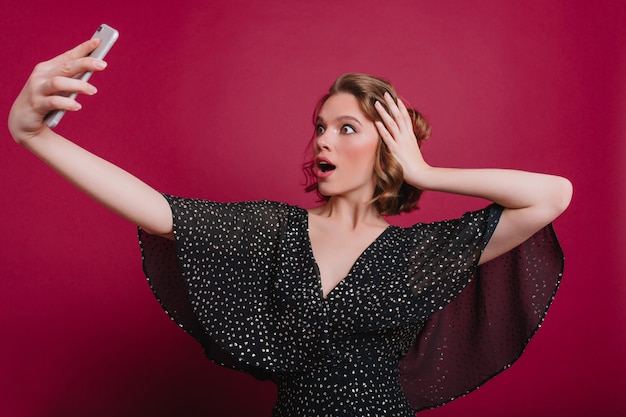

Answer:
[8,39,105,144]
[8,40,174,239]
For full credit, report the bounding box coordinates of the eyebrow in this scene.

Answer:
[316,115,363,126]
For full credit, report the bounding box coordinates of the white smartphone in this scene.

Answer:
[44,24,119,128]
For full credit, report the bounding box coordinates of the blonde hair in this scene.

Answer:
[304,73,431,215]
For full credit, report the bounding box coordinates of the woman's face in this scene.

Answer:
[312,93,380,201]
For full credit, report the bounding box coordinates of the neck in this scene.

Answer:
[311,196,386,230]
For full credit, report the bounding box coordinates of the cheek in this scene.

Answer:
[347,137,379,167]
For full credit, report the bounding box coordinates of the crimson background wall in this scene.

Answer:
[1,1,624,416]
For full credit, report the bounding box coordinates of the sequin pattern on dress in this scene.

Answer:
[139,195,563,415]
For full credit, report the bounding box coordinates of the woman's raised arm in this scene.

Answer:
[374,93,572,264]
[8,39,173,238]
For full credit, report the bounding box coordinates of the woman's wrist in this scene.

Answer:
[402,162,437,191]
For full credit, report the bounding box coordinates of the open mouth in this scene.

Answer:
[318,161,336,173]
[314,157,336,178]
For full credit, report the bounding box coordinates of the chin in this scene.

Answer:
[316,187,334,198]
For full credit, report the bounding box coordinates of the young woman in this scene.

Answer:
[9,39,572,416]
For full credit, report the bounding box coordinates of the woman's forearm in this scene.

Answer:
[409,166,572,214]
[19,129,173,237]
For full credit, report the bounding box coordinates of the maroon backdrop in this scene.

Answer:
[1,1,624,416]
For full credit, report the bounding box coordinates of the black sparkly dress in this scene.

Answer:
[139,195,563,416]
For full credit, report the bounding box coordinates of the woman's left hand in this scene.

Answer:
[374,92,430,186]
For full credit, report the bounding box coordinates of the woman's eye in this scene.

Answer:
[341,125,356,134]
[315,124,325,135]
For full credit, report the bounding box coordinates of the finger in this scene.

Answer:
[375,120,397,149]
[58,38,101,62]
[374,100,401,138]
[55,56,108,80]
[383,92,403,123]
[43,75,98,97]
[396,98,413,132]
[384,92,410,134]
[46,38,107,79]
[382,93,413,138]
[45,94,83,112]
[39,40,96,72]
[29,85,84,114]
[383,92,413,135]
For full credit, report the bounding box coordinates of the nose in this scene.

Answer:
[315,129,333,151]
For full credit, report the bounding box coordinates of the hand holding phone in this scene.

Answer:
[44,24,119,128]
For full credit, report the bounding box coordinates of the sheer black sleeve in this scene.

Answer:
[398,205,564,411]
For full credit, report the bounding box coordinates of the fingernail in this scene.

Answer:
[94,60,107,69]
[89,85,98,94]
[75,102,82,110]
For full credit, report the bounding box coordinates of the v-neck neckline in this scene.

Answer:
[301,208,393,300]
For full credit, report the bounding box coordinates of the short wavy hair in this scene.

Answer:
[303,73,431,215]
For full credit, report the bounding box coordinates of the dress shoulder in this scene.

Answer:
[138,196,328,378]
[400,204,503,317]
[139,197,284,368]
